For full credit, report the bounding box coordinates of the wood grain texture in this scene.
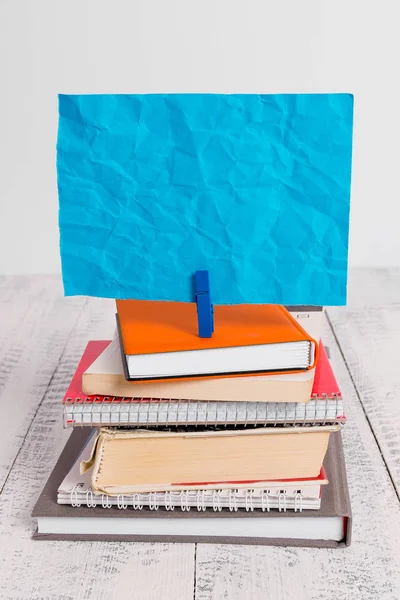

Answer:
[0,276,86,491]
[327,268,400,496]
[1,273,400,600]
[342,268,400,307]
[0,288,194,600]
[195,315,400,600]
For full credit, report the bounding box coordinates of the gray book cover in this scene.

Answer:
[32,427,351,548]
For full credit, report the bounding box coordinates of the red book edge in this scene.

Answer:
[63,340,342,404]
[171,466,328,487]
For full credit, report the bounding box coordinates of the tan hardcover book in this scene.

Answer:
[82,338,315,402]
[80,426,339,494]
[57,429,329,510]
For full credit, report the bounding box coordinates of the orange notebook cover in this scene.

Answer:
[116,301,318,381]
[117,300,315,354]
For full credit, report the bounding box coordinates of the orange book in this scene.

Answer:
[116,301,318,382]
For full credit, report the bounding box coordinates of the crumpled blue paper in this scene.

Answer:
[57,93,353,305]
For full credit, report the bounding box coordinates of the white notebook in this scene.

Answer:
[126,341,315,379]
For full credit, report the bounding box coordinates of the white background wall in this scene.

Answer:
[1,0,399,275]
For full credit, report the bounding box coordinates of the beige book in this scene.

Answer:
[81,425,339,494]
[82,338,315,402]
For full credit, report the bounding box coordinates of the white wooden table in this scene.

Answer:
[0,269,399,599]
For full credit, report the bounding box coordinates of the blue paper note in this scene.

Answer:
[57,93,353,305]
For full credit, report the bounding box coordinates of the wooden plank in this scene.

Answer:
[195,315,400,600]
[2,272,400,599]
[328,268,400,496]
[343,267,400,307]
[0,293,195,600]
[0,276,86,491]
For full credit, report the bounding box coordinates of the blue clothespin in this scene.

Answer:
[195,270,214,338]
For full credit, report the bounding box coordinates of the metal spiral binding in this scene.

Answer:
[261,491,270,512]
[70,487,80,507]
[67,488,308,512]
[64,393,344,428]
[212,491,222,512]
[165,491,174,511]
[101,494,112,508]
[132,493,143,510]
[245,492,253,512]
[118,495,128,509]
[278,491,287,512]
[149,492,158,511]
[86,490,96,508]
[294,491,302,513]
[197,490,205,512]
[228,491,237,512]
[180,491,190,511]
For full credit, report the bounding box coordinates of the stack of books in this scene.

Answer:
[33,92,353,547]
[33,303,351,547]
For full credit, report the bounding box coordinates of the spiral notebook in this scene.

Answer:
[58,429,328,511]
[63,342,344,428]
[32,428,352,547]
